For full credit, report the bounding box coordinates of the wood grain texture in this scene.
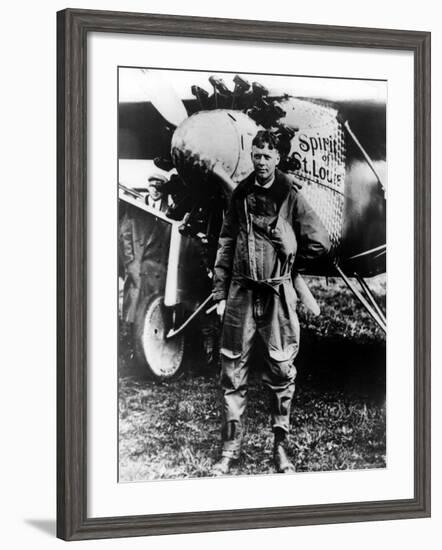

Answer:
[56,8,431,541]
[413,30,431,520]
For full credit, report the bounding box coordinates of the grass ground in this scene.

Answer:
[118,275,386,481]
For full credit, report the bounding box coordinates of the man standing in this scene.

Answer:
[212,131,330,475]
[119,173,170,324]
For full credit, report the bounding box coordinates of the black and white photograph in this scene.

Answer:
[117,67,387,482]
[1,0,437,545]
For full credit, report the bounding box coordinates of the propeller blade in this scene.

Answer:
[137,69,188,127]
[293,274,321,316]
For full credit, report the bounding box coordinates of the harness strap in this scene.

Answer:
[233,274,291,295]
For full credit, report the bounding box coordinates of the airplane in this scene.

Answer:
[118,68,386,380]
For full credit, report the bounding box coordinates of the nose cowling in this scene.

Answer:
[171,110,261,187]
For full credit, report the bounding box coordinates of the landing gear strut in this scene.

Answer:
[335,264,386,333]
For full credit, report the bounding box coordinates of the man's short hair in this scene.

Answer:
[252,130,279,151]
[147,172,168,190]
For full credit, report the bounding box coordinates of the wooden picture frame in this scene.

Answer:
[57,8,431,541]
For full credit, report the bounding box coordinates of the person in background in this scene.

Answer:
[119,173,170,324]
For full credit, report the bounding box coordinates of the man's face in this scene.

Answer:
[251,144,280,184]
[148,182,163,201]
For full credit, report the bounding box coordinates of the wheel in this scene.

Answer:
[134,294,185,379]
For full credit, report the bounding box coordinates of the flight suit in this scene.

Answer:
[213,169,330,458]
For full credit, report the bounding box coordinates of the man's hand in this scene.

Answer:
[216,299,226,321]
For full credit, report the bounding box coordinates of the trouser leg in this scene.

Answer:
[266,364,297,474]
[219,340,255,458]
[261,361,297,433]
[258,284,300,435]
[219,287,256,458]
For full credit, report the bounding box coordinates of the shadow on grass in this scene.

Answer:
[296,328,386,403]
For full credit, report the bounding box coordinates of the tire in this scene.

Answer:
[134,293,185,380]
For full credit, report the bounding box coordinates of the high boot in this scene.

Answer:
[273,428,296,473]
[211,421,241,476]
